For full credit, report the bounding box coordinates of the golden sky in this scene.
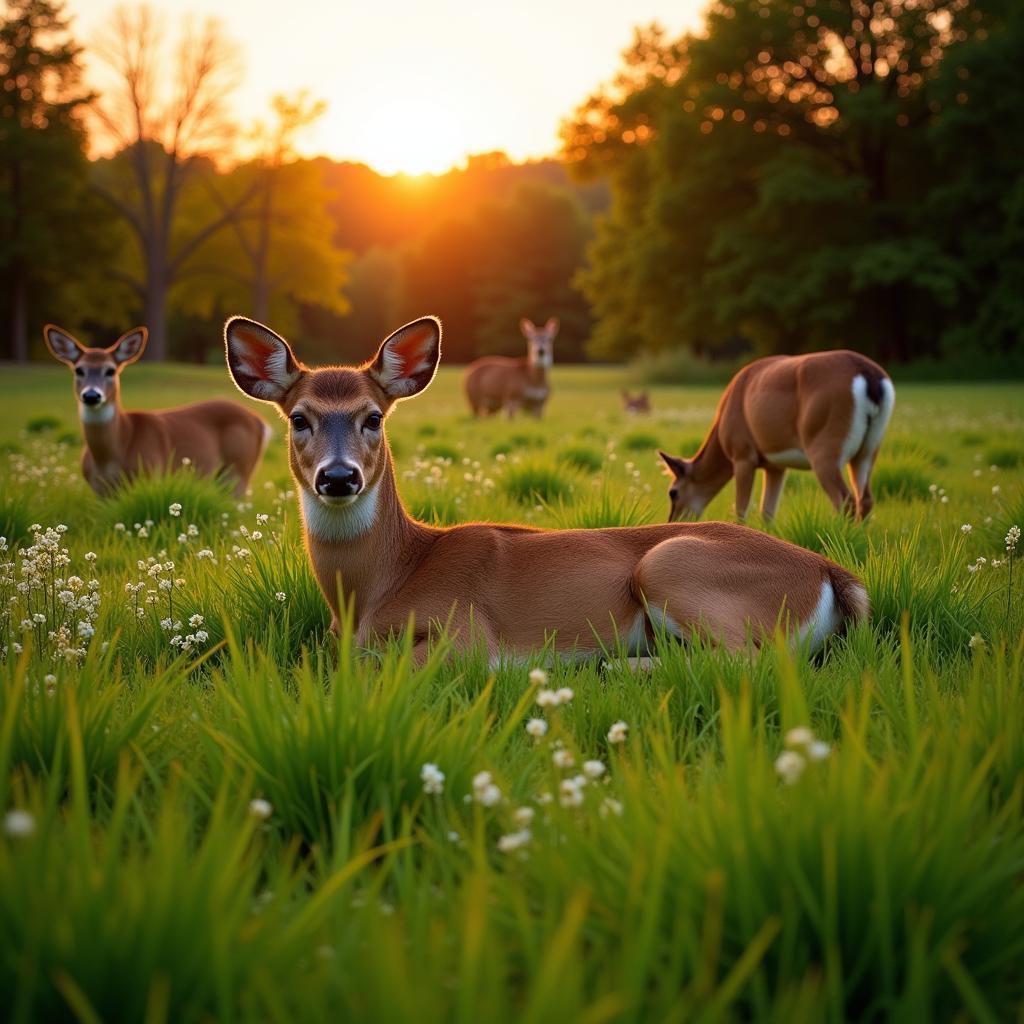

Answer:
[69,0,704,175]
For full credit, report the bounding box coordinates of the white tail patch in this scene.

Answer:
[841,374,894,468]
[798,580,839,652]
[647,605,684,639]
[301,481,380,542]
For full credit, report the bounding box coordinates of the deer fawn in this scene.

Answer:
[659,351,894,523]
[622,390,651,414]
[464,317,557,418]
[45,324,270,497]
[225,315,869,661]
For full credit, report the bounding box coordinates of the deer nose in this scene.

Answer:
[315,463,363,498]
[81,389,103,406]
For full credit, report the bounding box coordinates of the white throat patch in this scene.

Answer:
[80,402,116,425]
[300,481,380,542]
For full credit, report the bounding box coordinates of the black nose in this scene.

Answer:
[81,389,102,406]
[315,464,363,497]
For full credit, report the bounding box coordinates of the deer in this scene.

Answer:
[622,389,651,414]
[658,350,895,523]
[224,315,870,662]
[45,324,270,498]
[463,317,557,418]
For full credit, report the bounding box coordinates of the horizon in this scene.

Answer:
[68,0,704,176]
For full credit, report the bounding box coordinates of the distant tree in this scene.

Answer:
[90,5,251,359]
[0,0,107,360]
[565,3,1017,363]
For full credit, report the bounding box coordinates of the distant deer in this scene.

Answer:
[45,324,270,497]
[464,317,557,418]
[622,390,651,414]
[225,315,869,660]
[659,351,894,523]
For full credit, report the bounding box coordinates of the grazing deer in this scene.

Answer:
[225,315,869,661]
[622,389,651,414]
[659,351,894,523]
[464,317,557,418]
[45,324,270,497]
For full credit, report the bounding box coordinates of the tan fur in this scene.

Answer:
[660,350,894,522]
[225,316,869,661]
[45,324,268,497]
[622,390,651,414]
[463,317,557,418]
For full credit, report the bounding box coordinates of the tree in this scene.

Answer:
[90,5,250,360]
[564,2,1017,364]
[0,0,104,360]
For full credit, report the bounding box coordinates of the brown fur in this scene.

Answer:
[463,317,557,418]
[622,390,651,414]
[660,350,895,522]
[45,324,268,497]
[225,316,869,661]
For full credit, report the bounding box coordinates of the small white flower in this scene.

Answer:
[559,778,585,807]
[992,485,1001,495]
[472,770,493,792]
[555,687,574,705]
[248,798,273,820]
[774,751,806,785]
[497,828,532,853]
[583,759,606,780]
[960,524,972,534]
[969,633,985,650]
[477,783,502,807]
[420,762,445,796]
[529,667,549,686]
[4,809,36,838]
[189,613,204,628]
[1007,525,1021,553]
[607,721,628,745]
[552,749,575,769]
[785,727,815,749]
[807,740,831,762]
[169,503,182,517]
[275,592,287,603]
[84,551,98,562]
[513,806,535,826]
[525,717,548,738]
[536,689,559,708]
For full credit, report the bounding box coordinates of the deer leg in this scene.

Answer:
[733,459,757,521]
[809,452,855,516]
[760,467,787,521]
[848,451,878,520]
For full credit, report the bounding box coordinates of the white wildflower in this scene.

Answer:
[169,503,182,517]
[513,806,535,826]
[807,740,831,762]
[774,751,806,785]
[600,797,624,818]
[420,763,445,796]
[248,798,273,820]
[528,668,548,686]
[4,809,36,838]
[785,727,815,749]
[525,717,548,738]
[607,720,628,745]
[275,592,287,602]
[497,829,532,853]
[583,759,606,780]
[552,749,575,769]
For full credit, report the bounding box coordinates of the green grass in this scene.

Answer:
[0,363,1022,1021]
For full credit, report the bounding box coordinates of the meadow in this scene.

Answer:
[1,361,1023,1022]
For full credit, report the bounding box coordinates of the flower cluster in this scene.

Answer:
[774,726,831,785]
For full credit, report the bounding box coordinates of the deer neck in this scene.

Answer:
[525,360,547,385]
[691,421,734,491]
[300,445,436,623]
[80,400,127,467]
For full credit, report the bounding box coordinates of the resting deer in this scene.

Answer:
[45,324,270,497]
[659,351,894,523]
[464,317,556,418]
[225,315,869,661]
[622,390,651,414]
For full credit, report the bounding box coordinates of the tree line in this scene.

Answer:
[0,1,603,364]
[564,0,1024,369]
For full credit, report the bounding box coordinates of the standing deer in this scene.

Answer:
[622,390,651,414]
[225,315,869,660]
[45,324,270,497]
[463,317,557,418]
[658,351,894,523]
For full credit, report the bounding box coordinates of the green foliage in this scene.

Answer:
[566,5,1024,365]
[985,445,1022,469]
[621,430,660,451]
[556,444,604,473]
[24,416,61,434]
[501,462,575,505]
[872,453,936,502]
[99,467,236,537]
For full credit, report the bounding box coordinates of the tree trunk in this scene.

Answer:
[11,265,28,362]
[145,273,168,361]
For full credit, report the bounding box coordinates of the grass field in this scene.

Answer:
[1,361,1023,1022]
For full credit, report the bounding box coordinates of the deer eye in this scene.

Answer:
[290,413,310,432]
[74,367,84,377]
[364,412,383,432]
[670,488,679,500]
[104,368,116,377]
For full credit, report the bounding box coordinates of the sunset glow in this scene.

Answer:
[70,0,704,176]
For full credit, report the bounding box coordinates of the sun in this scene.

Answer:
[322,96,469,177]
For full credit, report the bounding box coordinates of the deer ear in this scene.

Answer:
[44,324,84,366]
[109,327,147,365]
[224,317,303,403]
[543,317,559,336]
[519,318,536,338]
[369,316,441,400]
[658,450,688,478]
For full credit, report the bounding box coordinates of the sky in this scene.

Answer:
[68,0,705,175]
